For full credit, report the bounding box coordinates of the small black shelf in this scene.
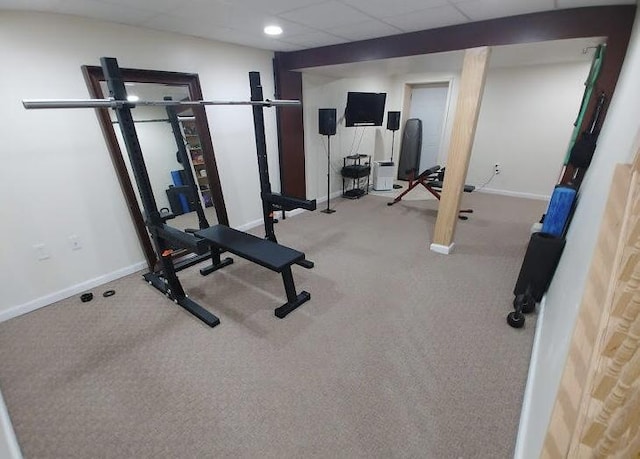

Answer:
[342,154,370,199]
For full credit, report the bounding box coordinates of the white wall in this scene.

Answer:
[515,5,640,458]
[469,62,591,199]
[302,73,392,200]
[0,11,278,316]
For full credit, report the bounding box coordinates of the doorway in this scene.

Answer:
[407,83,450,174]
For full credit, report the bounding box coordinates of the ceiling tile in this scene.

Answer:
[222,0,328,15]
[149,1,311,37]
[341,0,449,18]
[327,20,402,41]
[454,0,555,21]
[384,5,469,32]
[95,0,184,14]
[556,0,635,7]
[279,1,373,29]
[56,0,159,25]
[280,31,348,48]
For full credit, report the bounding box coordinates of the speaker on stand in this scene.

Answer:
[387,111,402,189]
[319,108,337,214]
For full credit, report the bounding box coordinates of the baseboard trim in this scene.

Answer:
[0,261,147,324]
[0,390,21,459]
[513,295,547,459]
[235,218,265,232]
[430,242,455,254]
[478,188,550,201]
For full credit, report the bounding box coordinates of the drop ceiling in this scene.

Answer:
[0,0,634,52]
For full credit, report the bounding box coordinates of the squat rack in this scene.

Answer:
[23,57,313,327]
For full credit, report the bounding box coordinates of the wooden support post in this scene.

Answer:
[431,47,490,254]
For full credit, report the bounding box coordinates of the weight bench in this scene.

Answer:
[196,225,311,318]
[387,165,475,220]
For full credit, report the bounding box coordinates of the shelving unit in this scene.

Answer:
[179,117,214,208]
[341,154,371,199]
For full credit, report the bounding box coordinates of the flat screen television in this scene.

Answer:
[345,92,387,127]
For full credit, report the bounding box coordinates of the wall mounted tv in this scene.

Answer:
[345,92,387,127]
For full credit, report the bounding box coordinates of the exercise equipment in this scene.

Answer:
[396,118,422,181]
[22,98,300,109]
[507,232,566,328]
[103,290,116,297]
[508,47,608,328]
[387,166,475,220]
[541,185,578,237]
[80,293,93,303]
[249,72,317,268]
[23,57,312,328]
[567,92,607,170]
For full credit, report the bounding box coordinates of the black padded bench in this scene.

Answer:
[195,225,310,318]
[387,166,476,220]
[429,180,476,193]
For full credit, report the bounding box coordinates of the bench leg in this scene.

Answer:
[144,252,220,328]
[296,259,314,269]
[274,266,310,318]
[200,247,233,276]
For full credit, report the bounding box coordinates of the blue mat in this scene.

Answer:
[542,185,577,237]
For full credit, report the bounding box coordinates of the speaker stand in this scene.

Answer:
[322,134,336,214]
[390,130,402,189]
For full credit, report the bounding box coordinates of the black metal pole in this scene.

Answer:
[165,100,209,230]
[249,72,278,241]
[321,135,336,214]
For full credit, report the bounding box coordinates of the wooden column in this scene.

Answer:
[431,46,490,254]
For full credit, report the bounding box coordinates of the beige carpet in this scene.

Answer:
[0,192,545,458]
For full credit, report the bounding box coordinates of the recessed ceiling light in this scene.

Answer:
[127,95,139,102]
[264,25,283,36]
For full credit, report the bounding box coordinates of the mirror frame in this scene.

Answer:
[82,65,229,270]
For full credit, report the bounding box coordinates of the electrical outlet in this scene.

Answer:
[68,235,82,251]
[494,163,501,175]
[33,243,51,261]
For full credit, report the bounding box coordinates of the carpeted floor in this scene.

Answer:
[0,192,545,458]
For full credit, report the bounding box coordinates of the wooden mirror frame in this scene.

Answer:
[82,65,228,270]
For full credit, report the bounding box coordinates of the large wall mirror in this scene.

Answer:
[82,65,228,270]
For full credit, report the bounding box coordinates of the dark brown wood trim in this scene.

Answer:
[273,5,636,197]
[82,64,229,271]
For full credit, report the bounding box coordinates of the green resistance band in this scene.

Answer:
[563,44,606,164]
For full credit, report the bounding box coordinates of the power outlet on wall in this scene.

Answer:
[494,163,501,175]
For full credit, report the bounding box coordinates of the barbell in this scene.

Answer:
[22,98,301,110]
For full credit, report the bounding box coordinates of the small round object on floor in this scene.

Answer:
[80,293,93,303]
[507,311,525,328]
[102,289,116,298]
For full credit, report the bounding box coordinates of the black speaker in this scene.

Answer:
[319,108,337,136]
[387,111,401,131]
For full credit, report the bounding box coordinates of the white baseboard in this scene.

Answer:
[478,188,550,201]
[235,207,308,233]
[0,390,21,459]
[430,242,455,254]
[235,218,265,232]
[316,190,343,203]
[0,261,147,324]
[513,295,547,459]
